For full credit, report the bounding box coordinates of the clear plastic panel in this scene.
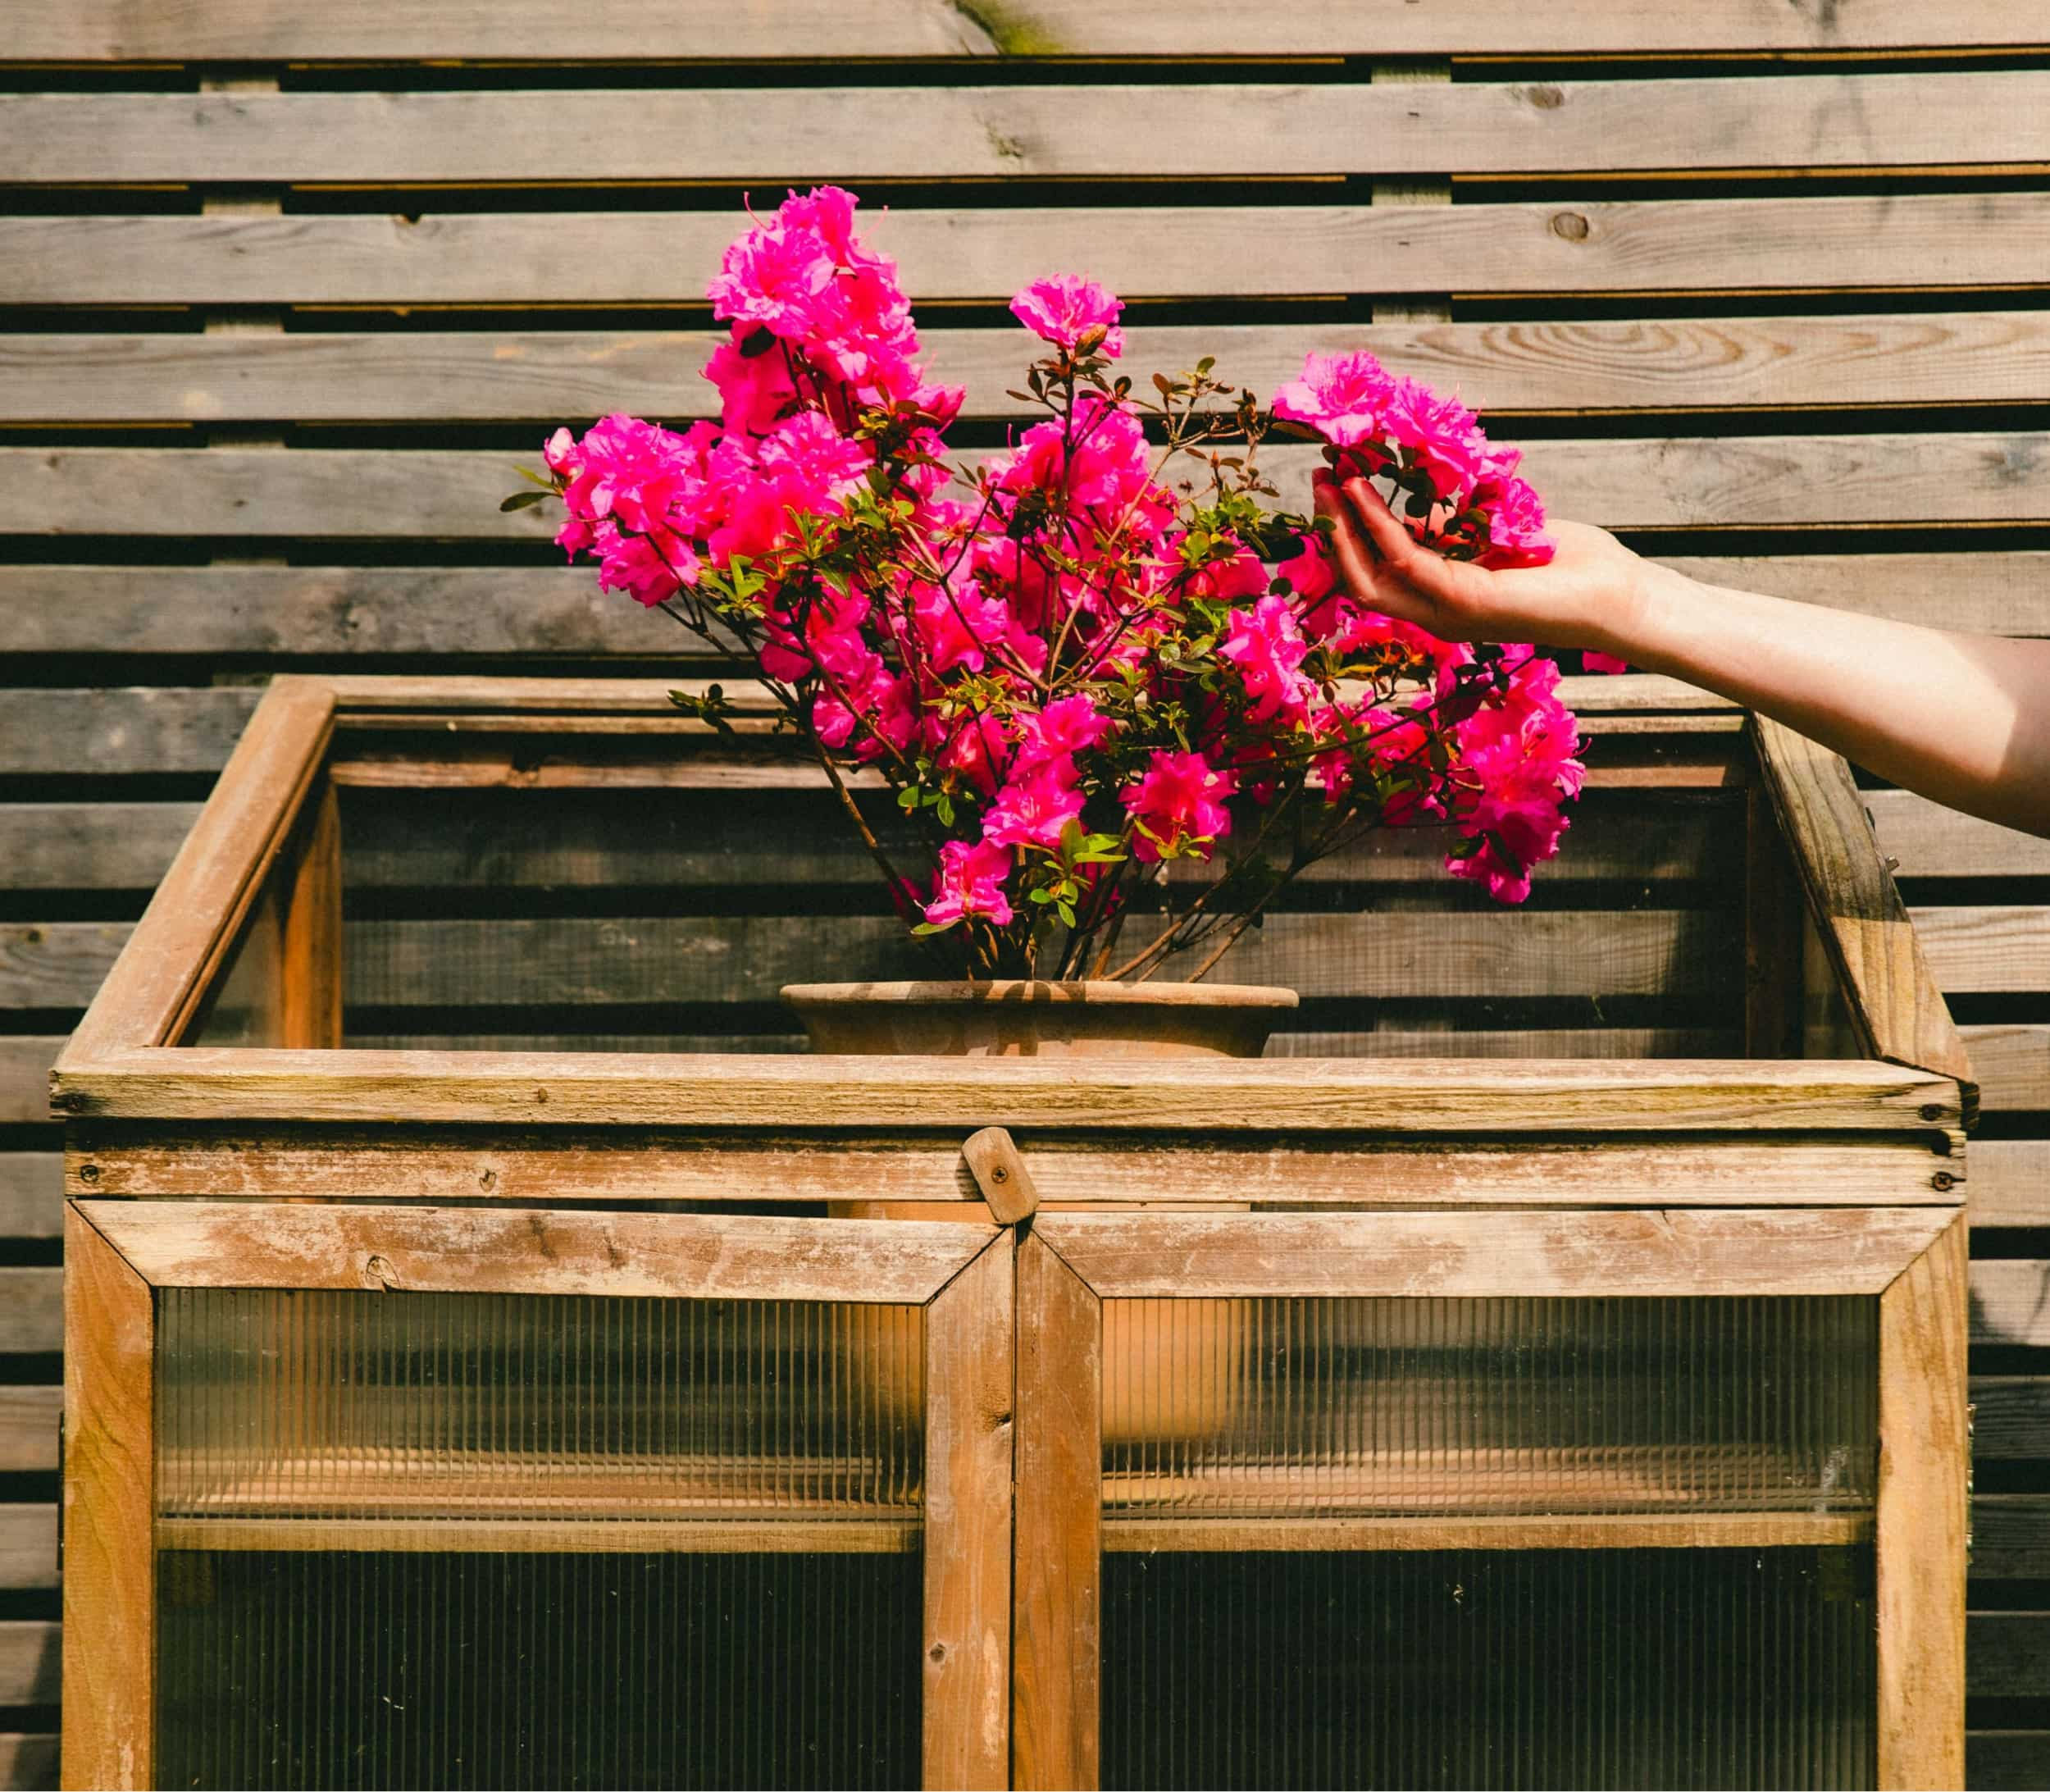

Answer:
[1101,1546,1874,1791]
[157,1548,924,1790]
[157,1288,925,1520]
[1102,1296,1876,1515]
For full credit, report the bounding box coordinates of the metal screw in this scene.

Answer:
[78,1163,100,1185]
[991,1165,1009,1183]
[1920,1104,1945,1122]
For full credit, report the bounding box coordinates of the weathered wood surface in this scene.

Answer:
[0,1626,58,1710]
[0,1391,59,1475]
[1969,1142,2050,1227]
[9,196,2050,307]
[0,1734,55,1792]
[1868,791,2050,880]
[5,558,2043,673]
[1914,909,2050,995]
[0,1041,62,1128]
[1100,1512,1874,1553]
[0,806,202,893]
[1033,1207,1957,1298]
[10,438,2048,539]
[51,1049,1964,1132]
[15,75,2050,183]
[75,1200,996,1302]
[1965,1260,2050,1348]
[65,1129,1957,1209]
[12,315,2050,425]
[1969,1379,2050,1461]
[1756,716,1976,1101]
[0,688,262,777]
[150,1516,919,1556]
[922,1233,1014,1792]
[0,1510,56,1592]
[0,1160,57,1242]
[1877,1215,1968,1791]
[1970,1498,2050,1580]
[61,1206,153,1791]
[59,677,331,1062]
[0,1274,61,1357]
[15,0,2050,57]
[1970,1732,2050,1792]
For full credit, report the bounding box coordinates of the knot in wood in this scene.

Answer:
[1551,212,1591,242]
[362,1253,399,1289]
[1526,84,1565,109]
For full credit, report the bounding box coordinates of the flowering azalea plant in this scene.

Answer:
[517,187,1592,982]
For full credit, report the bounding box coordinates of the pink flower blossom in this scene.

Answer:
[1383,379,1491,508]
[1009,275,1125,358]
[1219,594,1315,723]
[702,327,802,435]
[1581,650,1630,675]
[1271,351,1401,449]
[922,839,1014,928]
[1122,749,1237,862]
[982,760,1086,850]
[1474,471,1556,571]
[1014,693,1113,771]
[1446,653,1585,903]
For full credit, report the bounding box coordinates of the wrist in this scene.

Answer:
[1574,553,1684,668]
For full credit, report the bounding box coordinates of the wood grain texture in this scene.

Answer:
[0,1041,62,1128]
[1970,1498,2050,1580]
[0,1158,58,1241]
[960,1128,1037,1225]
[12,0,2049,57]
[0,1389,61,1474]
[922,1233,1014,1792]
[1913,906,2050,994]
[61,1205,153,1791]
[0,1272,61,1355]
[1754,716,1976,1104]
[1013,1234,1100,1792]
[1876,1215,1967,1790]
[1867,791,2050,880]
[1967,1612,2050,1696]
[0,1622,58,1709]
[9,437,2048,539]
[1970,1731,2050,1792]
[51,1047,1963,1132]
[74,1199,996,1302]
[279,782,342,1050]
[8,196,2050,306]
[0,805,198,893]
[65,1127,1956,1210]
[1966,1260,2050,1348]
[1967,1378,2050,1461]
[1968,1142,2050,1226]
[1033,1207,1956,1299]
[58,675,332,1062]
[0,688,262,776]
[5,556,2043,667]
[14,75,2050,182]
[0,1509,56,1592]
[14,314,2050,424]
[0,1735,56,1792]
[1960,1025,2049,1113]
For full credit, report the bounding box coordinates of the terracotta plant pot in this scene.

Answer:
[786,978,1296,1449]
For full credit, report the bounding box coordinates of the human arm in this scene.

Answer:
[1312,470,2050,839]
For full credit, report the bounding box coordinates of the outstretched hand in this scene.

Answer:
[1310,467,1649,654]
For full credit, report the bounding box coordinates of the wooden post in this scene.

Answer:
[61,1205,154,1791]
[1012,1233,1101,1791]
[279,780,343,1049]
[922,1230,1015,1790]
[1876,1214,1968,1790]
[1743,784,1805,1057]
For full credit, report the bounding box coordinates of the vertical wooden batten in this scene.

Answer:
[60,1205,153,1792]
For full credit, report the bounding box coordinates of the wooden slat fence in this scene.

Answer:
[4,4,2049,1781]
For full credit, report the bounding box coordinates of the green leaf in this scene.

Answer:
[499,490,549,512]
[909,919,956,937]
[514,463,555,488]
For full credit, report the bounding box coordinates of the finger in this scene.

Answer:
[1314,481,1425,623]
[1342,477,1470,606]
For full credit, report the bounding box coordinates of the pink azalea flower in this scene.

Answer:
[1014,693,1113,770]
[1475,471,1557,570]
[1446,653,1585,903]
[1219,593,1315,723]
[1383,378,1492,508]
[1009,274,1126,358]
[1122,749,1237,862]
[922,839,1014,928]
[1581,650,1630,675]
[982,760,1086,850]
[702,327,802,435]
[1271,350,1400,449]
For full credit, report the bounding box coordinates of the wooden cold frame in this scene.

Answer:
[1014,1209,1971,1792]
[61,1200,1016,1792]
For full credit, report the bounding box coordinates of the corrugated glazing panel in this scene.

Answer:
[1103,1547,1875,1790]
[1102,1296,1875,1514]
[157,1548,923,1790]
[157,1289,924,1519]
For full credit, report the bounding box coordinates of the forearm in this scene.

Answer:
[1588,563,2050,838]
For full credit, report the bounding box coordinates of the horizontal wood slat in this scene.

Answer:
[0,1271,61,1355]
[13,75,2050,184]
[0,1508,55,1592]
[0,1624,57,1709]
[7,195,2048,306]
[1914,908,2050,996]
[6,437,2047,539]
[1970,1379,2050,1461]
[0,1159,60,1241]
[1968,1261,2050,1349]
[11,314,2050,426]
[1961,1026,2050,1113]
[0,1734,55,1792]
[1970,1496,2050,1581]
[1968,1613,2050,1696]
[1966,1142,2050,1227]
[1869,791,2050,880]
[1970,1733,2050,1792]
[0,1042,61,1127]
[12,0,2048,59]
[0,806,200,893]
[0,1390,60,1473]
[0,687,258,776]
[7,558,2044,672]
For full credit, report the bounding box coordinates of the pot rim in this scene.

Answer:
[780,978,1300,1011]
